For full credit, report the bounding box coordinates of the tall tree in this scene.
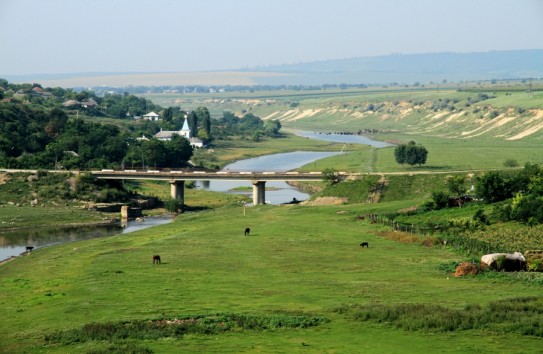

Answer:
[196,107,211,137]
[163,107,173,123]
[188,111,198,137]
[394,144,406,165]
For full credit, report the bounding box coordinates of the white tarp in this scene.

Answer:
[481,252,526,265]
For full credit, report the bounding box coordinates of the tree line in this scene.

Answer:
[0,79,282,170]
[420,163,543,225]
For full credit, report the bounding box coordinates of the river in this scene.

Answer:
[0,216,173,262]
[195,131,392,204]
[293,130,394,148]
[1,131,390,261]
[195,151,341,204]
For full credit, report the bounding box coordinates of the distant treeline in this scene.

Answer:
[74,77,543,97]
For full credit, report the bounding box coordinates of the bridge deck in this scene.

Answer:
[90,170,341,181]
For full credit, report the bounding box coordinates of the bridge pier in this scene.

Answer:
[170,180,185,204]
[252,181,266,205]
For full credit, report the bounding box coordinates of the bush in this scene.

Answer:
[527,259,543,272]
[503,159,519,167]
[472,209,489,225]
[431,191,449,210]
[419,200,436,212]
[489,110,500,119]
[525,251,543,272]
[163,199,183,213]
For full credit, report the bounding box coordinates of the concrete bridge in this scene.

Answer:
[91,169,335,205]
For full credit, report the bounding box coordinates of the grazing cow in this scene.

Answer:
[26,246,34,252]
[244,227,251,236]
[152,255,161,264]
[360,242,369,248]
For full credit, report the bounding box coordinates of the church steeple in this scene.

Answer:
[181,117,191,138]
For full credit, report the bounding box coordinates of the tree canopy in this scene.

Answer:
[394,141,428,167]
[0,101,192,170]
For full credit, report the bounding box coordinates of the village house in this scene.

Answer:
[142,111,160,121]
[62,99,81,107]
[82,98,98,108]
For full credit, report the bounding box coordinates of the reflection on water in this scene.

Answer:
[294,131,394,148]
[195,151,341,204]
[223,151,341,172]
[196,132,392,204]
[0,216,172,261]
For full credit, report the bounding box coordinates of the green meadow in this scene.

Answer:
[1,204,542,353]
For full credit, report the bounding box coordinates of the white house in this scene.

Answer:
[143,111,160,121]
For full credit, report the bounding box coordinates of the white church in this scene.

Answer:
[154,117,204,148]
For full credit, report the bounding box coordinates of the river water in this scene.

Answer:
[0,131,390,261]
[195,151,341,204]
[294,130,394,148]
[0,216,173,262]
[195,131,392,204]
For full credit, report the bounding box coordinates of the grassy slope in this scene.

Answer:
[1,204,541,353]
[142,86,543,173]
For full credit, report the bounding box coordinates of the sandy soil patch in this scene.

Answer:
[0,173,10,185]
[302,197,348,205]
[507,121,543,140]
[282,109,323,122]
[445,112,465,122]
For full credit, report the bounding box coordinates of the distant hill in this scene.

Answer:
[248,49,543,85]
[4,49,542,87]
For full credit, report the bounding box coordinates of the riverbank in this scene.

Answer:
[193,131,367,169]
[0,214,175,264]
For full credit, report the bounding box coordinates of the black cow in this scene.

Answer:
[26,246,34,252]
[244,227,251,236]
[360,242,369,248]
[152,255,161,264]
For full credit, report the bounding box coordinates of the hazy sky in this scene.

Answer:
[1,0,542,75]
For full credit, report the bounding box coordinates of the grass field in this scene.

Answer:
[1,203,542,353]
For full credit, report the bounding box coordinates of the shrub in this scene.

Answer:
[163,199,183,213]
[489,110,500,119]
[525,251,543,272]
[472,209,489,225]
[527,259,543,272]
[503,159,519,167]
[431,191,449,210]
[419,200,436,212]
